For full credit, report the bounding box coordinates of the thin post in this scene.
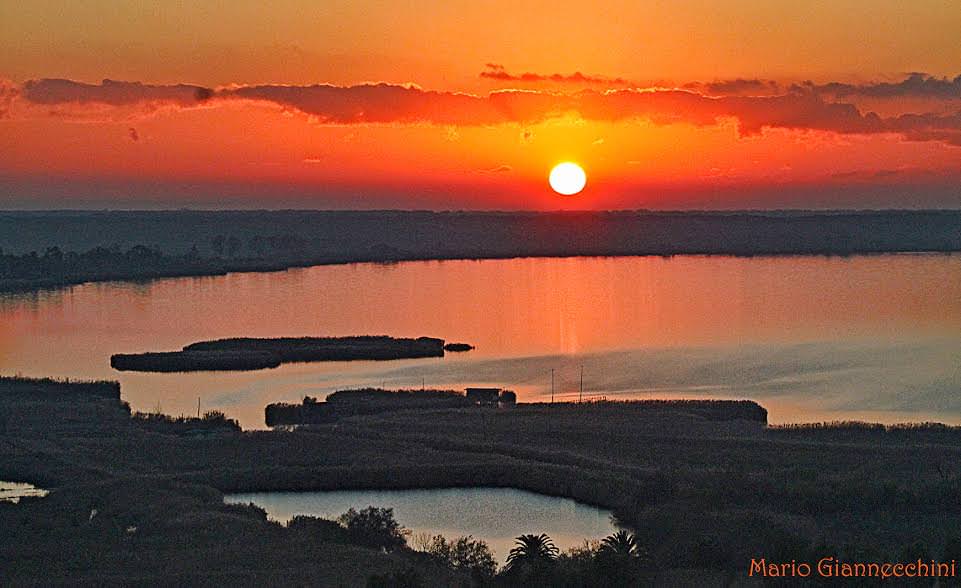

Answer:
[197,397,200,418]
[551,368,555,404]
[579,366,583,403]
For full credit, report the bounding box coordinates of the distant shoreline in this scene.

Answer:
[2,247,960,294]
[2,209,961,293]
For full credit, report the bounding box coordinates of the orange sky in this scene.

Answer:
[1,1,961,209]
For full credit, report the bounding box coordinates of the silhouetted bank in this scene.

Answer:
[3,210,961,292]
[0,375,120,401]
[111,336,453,372]
[265,387,518,426]
[184,336,446,361]
[111,350,282,372]
[266,392,761,427]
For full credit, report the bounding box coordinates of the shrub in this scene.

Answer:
[337,506,409,551]
[420,534,497,580]
[287,515,349,543]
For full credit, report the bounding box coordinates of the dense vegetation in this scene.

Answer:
[131,410,241,435]
[265,390,762,428]
[0,244,266,292]
[266,388,477,426]
[245,506,652,585]
[184,336,446,362]
[0,375,120,400]
[6,375,961,584]
[111,336,449,372]
[3,210,961,292]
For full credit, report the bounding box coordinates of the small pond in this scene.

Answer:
[225,487,618,562]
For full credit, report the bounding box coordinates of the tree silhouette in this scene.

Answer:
[226,236,242,257]
[422,534,496,580]
[596,530,650,584]
[504,533,558,572]
[337,506,409,551]
[600,530,643,558]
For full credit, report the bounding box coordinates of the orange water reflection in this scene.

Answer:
[1,254,960,428]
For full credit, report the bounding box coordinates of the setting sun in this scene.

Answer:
[549,162,587,196]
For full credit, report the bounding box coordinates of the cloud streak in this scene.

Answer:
[798,73,961,99]
[685,78,782,96]
[11,75,961,146]
[22,78,213,106]
[480,63,632,86]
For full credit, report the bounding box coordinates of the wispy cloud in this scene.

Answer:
[480,63,633,86]
[477,164,513,174]
[685,78,782,96]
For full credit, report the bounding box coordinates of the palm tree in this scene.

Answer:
[600,530,642,558]
[597,530,651,582]
[504,533,559,572]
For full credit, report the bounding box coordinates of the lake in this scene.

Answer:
[224,487,617,562]
[1,254,960,428]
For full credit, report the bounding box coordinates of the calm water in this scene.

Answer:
[2,255,961,428]
[224,487,616,561]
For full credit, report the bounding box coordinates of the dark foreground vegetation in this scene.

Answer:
[255,506,655,585]
[111,336,450,372]
[6,376,961,585]
[3,209,961,292]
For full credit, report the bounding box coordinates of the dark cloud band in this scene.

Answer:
[11,75,961,146]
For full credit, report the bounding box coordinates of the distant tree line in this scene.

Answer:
[6,210,961,294]
[0,244,215,291]
[210,234,309,259]
[0,235,314,292]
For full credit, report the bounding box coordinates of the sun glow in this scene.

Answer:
[549,162,587,196]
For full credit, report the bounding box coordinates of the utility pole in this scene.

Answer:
[551,368,555,404]
[579,366,584,403]
[197,397,200,419]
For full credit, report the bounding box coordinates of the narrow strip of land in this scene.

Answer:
[111,336,462,372]
[2,209,960,292]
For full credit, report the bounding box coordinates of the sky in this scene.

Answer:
[1,0,961,210]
